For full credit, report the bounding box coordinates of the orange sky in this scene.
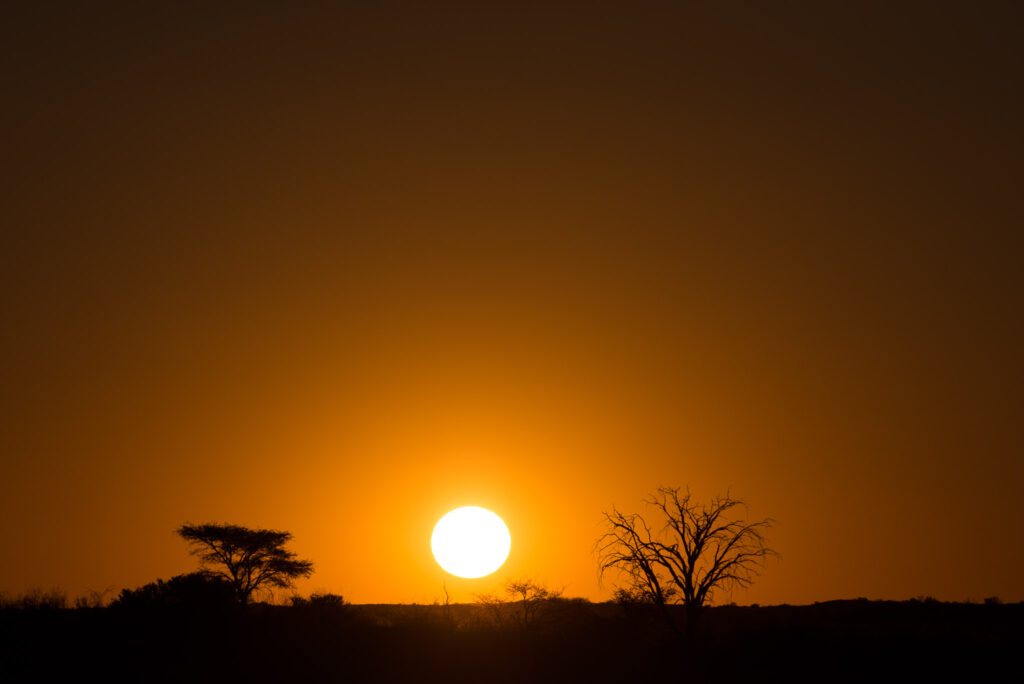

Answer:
[1,2,1022,605]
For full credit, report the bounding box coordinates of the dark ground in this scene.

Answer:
[2,597,1020,683]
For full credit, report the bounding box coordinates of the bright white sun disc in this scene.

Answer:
[431,507,511,578]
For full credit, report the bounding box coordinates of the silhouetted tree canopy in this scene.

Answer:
[176,523,314,603]
[597,486,775,641]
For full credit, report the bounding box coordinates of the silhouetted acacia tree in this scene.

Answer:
[505,579,564,629]
[596,487,775,644]
[176,523,314,603]
[475,579,564,630]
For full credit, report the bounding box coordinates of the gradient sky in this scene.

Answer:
[2,1,1022,605]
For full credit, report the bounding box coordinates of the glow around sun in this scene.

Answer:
[431,507,511,578]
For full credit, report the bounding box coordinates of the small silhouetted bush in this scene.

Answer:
[290,592,346,609]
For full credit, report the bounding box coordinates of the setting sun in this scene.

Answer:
[431,507,511,578]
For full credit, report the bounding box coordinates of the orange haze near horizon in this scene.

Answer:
[1,2,1022,606]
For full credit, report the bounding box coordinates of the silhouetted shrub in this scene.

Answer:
[286,592,350,632]
[290,592,346,608]
[112,572,237,610]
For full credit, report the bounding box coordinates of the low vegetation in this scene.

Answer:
[1,589,1020,683]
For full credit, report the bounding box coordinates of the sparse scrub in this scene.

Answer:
[0,588,68,610]
[475,579,566,631]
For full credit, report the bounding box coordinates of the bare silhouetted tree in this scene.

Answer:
[596,487,775,643]
[176,523,314,603]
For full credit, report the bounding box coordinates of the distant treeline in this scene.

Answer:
[1,582,1020,683]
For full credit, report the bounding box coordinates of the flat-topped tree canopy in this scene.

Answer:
[177,522,314,603]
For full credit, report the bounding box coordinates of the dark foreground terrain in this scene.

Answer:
[2,596,1020,683]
